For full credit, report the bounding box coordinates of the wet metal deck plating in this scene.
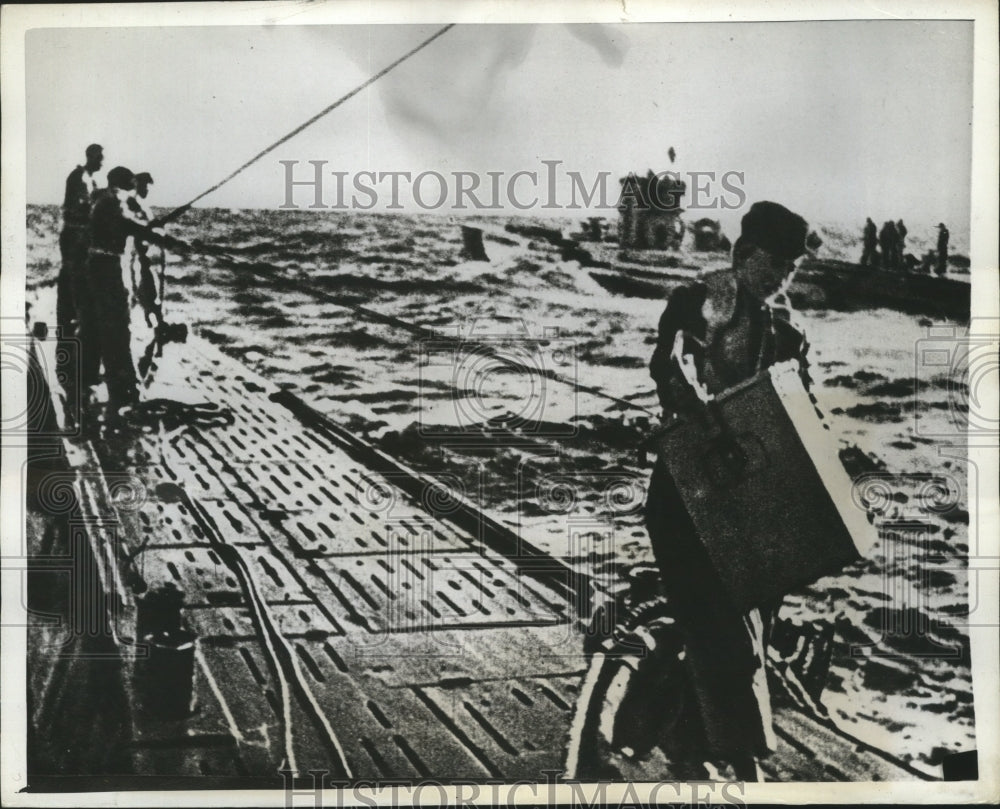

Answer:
[30,331,586,781]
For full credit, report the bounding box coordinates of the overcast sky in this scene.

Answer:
[26,21,973,233]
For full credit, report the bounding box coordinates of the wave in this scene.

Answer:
[312,271,487,296]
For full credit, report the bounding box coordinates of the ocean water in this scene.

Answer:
[25,204,975,773]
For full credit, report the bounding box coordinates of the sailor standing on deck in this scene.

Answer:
[895,219,908,269]
[878,220,899,271]
[936,223,950,275]
[81,167,180,425]
[860,217,878,267]
[57,144,104,408]
[645,201,812,781]
[127,172,164,327]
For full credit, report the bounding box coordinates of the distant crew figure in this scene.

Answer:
[936,223,950,275]
[127,172,164,327]
[895,219,908,269]
[878,220,899,271]
[57,143,104,408]
[646,201,813,781]
[81,167,179,425]
[860,217,878,267]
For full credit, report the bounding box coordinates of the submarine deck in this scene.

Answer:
[23,293,933,787]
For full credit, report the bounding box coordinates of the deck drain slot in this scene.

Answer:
[436,591,466,617]
[459,569,494,598]
[538,684,571,711]
[319,487,341,506]
[322,642,349,673]
[222,509,244,533]
[510,687,534,707]
[256,556,285,588]
[462,701,519,757]
[371,575,396,600]
[359,737,392,775]
[294,644,325,682]
[366,700,392,729]
[393,735,430,777]
[340,570,381,611]
[238,647,267,685]
[270,475,291,496]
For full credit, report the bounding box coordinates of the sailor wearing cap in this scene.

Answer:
[645,201,813,780]
[81,166,180,423]
[651,201,811,406]
[62,144,104,231]
[130,172,154,220]
[56,144,104,410]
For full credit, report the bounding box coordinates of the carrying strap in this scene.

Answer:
[666,319,773,480]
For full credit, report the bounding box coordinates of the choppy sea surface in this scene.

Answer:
[25,204,976,773]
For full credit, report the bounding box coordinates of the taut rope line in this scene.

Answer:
[159,24,457,225]
[178,241,658,418]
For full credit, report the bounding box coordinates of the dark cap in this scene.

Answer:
[106,166,135,188]
[938,222,947,228]
[135,172,153,185]
[85,143,103,158]
[740,201,810,261]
